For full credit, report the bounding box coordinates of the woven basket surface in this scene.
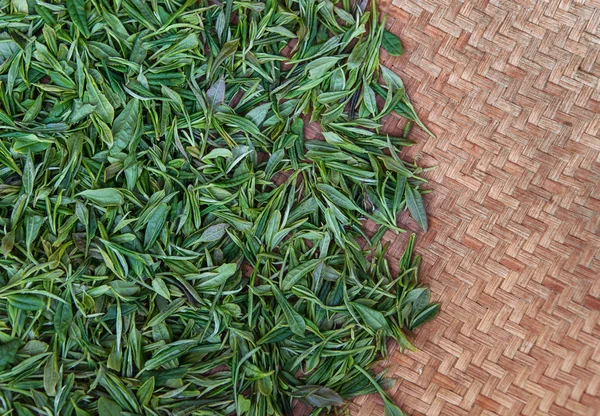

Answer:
[320,0,600,415]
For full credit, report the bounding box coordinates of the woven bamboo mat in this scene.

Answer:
[345,0,600,415]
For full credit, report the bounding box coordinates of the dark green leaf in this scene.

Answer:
[281,259,322,291]
[0,340,20,371]
[294,385,344,407]
[25,214,44,252]
[54,302,73,341]
[79,189,124,206]
[87,79,114,124]
[110,99,140,155]
[7,294,45,311]
[97,397,122,416]
[352,302,390,332]
[405,186,428,231]
[384,399,406,416]
[12,134,53,153]
[410,303,440,330]
[66,0,90,37]
[199,223,228,243]
[317,183,361,212]
[194,263,237,288]
[272,285,305,337]
[382,30,404,56]
[144,203,169,249]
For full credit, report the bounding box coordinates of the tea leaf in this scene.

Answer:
[281,259,322,291]
[207,76,226,110]
[293,385,344,407]
[352,302,390,332]
[384,399,406,416]
[66,0,90,37]
[194,263,237,288]
[79,189,124,207]
[111,99,140,155]
[382,30,404,56]
[405,185,428,231]
[317,183,361,212]
[87,79,114,124]
[199,223,229,243]
[12,134,53,153]
[54,302,73,342]
[144,203,169,249]
[136,377,154,407]
[0,340,20,371]
[410,303,440,330]
[97,397,122,416]
[7,294,44,311]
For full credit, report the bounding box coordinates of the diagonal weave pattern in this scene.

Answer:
[351,0,600,415]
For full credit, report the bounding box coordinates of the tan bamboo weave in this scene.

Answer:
[346,0,600,414]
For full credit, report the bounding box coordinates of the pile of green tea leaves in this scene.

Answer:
[0,0,439,415]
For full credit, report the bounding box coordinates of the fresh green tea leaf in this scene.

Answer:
[110,99,140,155]
[97,397,122,416]
[0,340,20,371]
[272,285,305,337]
[410,303,440,330]
[352,302,390,332]
[66,0,90,37]
[12,134,53,153]
[281,259,322,291]
[79,189,124,206]
[382,30,404,56]
[7,294,45,311]
[294,385,344,407]
[54,302,73,341]
[405,185,428,231]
